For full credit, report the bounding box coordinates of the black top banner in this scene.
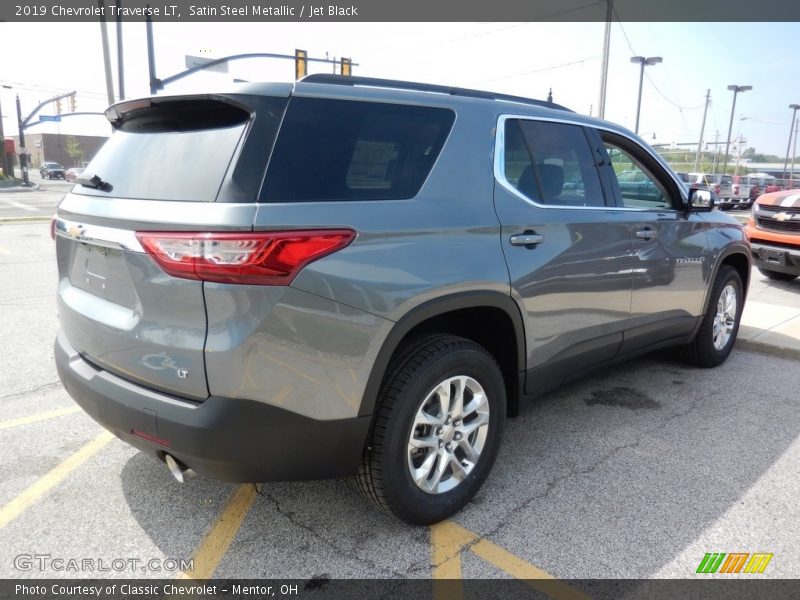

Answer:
[3,0,800,22]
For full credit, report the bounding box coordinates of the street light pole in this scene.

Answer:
[782,104,800,179]
[0,94,6,178]
[723,85,752,174]
[630,56,662,135]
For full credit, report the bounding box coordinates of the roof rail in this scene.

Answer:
[301,74,572,112]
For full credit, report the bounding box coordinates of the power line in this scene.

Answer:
[0,80,109,100]
[468,56,602,85]
[613,20,704,112]
[744,116,783,126]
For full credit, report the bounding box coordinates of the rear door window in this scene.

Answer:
[501,119,606,207]
[261,98,455,202]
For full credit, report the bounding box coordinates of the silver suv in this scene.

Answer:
[54,75,750,525]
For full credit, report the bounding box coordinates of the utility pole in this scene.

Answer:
[735,136,746,175]
[116,0,125,100]
[711,131,720,173]
[146,8,158,94]
[792,120,799,181]
[782,104,799,179]
[694,89,710,172]
[97,0,116,106]
[597,0,613,119]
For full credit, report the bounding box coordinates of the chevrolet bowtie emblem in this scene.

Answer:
[67,225,84,239]
[774,212,791,222]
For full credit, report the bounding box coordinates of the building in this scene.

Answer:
[738,162,800,179]
[10,133,109,169]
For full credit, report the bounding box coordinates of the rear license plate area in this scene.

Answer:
[73,244,111,295]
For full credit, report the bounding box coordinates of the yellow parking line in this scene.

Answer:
[0,430,114,529]
[178,484,258,579]
[431,520,591,600]
[472,538,591,600]
[431,521,468,600]
[0,406,81,431]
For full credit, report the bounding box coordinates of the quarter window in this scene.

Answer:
[261,98,455,202]
[604,143,671,209]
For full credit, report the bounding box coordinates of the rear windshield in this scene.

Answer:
[74,99,250,202]
[261,98,455,202]
[720,175,732,184]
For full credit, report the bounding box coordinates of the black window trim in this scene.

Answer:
[494,114,688,212]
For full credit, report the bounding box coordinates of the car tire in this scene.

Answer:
[681,265,743,368]
[758,268,798,281]
[356,334,506,525]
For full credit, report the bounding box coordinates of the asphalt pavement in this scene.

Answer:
[0,173,71,220]
[0,221,798,587]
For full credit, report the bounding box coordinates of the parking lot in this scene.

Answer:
[1,213,799,587]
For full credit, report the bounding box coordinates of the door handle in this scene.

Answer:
[510,232,544,247]
[635,228,656,240]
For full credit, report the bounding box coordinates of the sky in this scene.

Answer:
[1,21,799,157]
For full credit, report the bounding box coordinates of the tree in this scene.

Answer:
[64,136,84,167]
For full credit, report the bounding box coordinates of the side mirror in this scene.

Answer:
[687,187,715,212]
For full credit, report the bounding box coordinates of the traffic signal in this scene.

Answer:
[340,58,352,76]
[295,49,307,80]
[55,99,62,114]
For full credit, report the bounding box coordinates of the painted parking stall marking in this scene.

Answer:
[431,520,592,600]
[0,431,113,529]
[0,406,81,430]
[179,484,259,579]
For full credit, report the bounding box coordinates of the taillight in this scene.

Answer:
[50,214,56,240]
[714,184,720,193]
[135,230,355,285]
[733,185,739,195]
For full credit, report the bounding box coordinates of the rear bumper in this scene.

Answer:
[749,241,800,275]
[55,332,371,482]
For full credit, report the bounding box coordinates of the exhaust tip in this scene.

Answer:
[165,454,195,483]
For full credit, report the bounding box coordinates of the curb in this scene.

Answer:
[0,216,51,224]
[736,337,800,362]
[0,185,41,193]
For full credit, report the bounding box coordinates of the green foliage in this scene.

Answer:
[64,136,84,164]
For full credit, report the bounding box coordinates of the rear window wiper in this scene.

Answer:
[76,174,112,192]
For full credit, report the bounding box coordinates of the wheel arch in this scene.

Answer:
[695,245,751,339]
[358,292,526,419]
